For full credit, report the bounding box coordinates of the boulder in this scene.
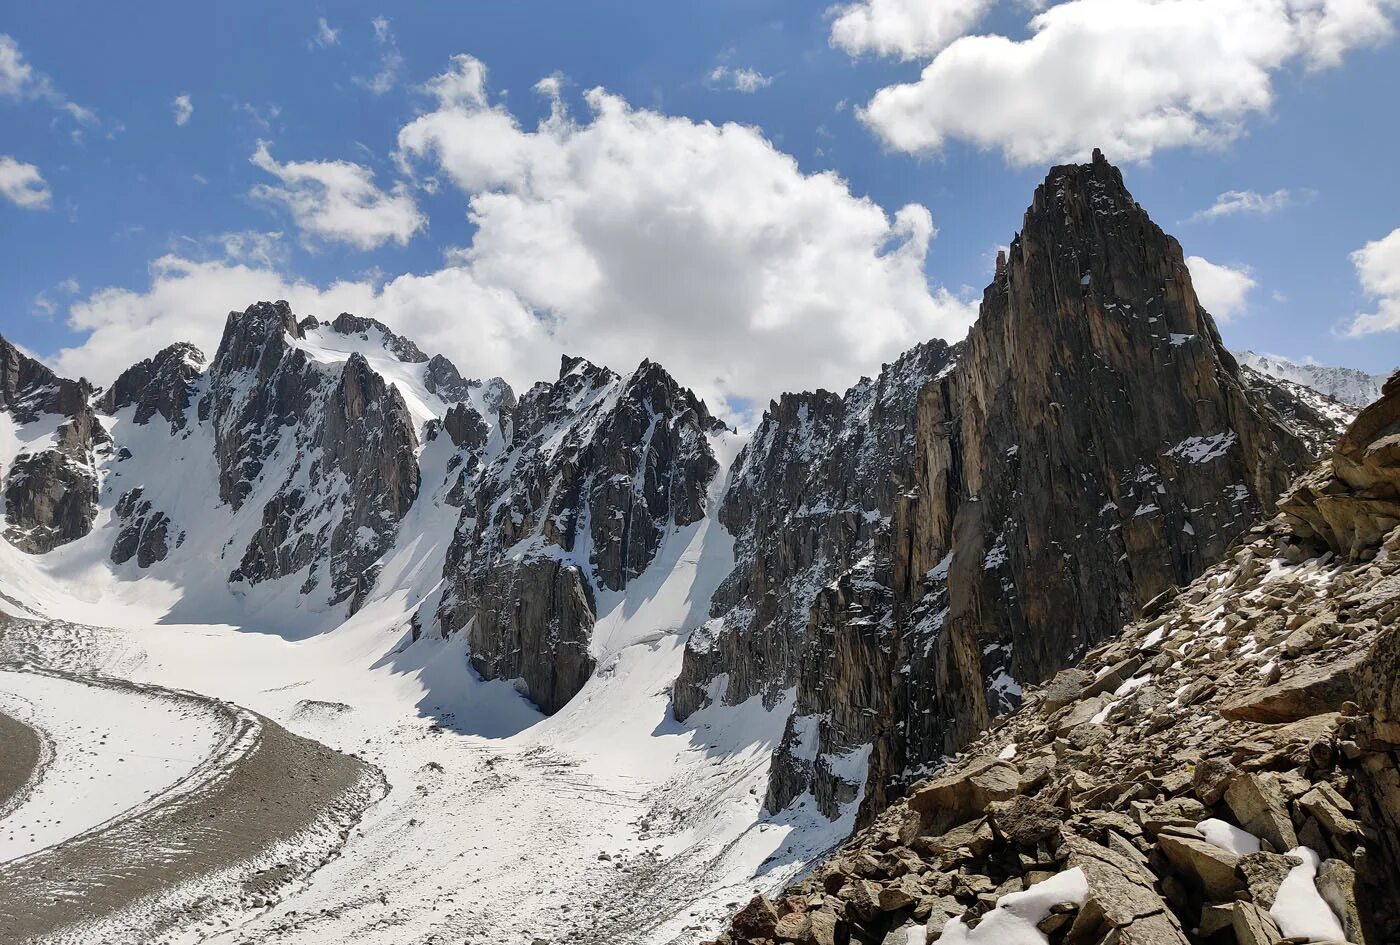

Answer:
[1225,773,1299,853]
[1158,833,1243,900]
[1220,653,1365,723]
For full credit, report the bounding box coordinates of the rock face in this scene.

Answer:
[707,370,1400,945]
[436,355,726,714]
[678,151,1318,822]
[673,340,957,816]
[202,301,421,612]
[0,333,107,553]
[99,342,206,431]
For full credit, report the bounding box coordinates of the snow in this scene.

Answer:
[1270,846,1345,942]
[931,867,1088,944]
[1168,432,1237,464]
[0,410,851,943]
[1194,818,1260,856]
[997,742,1018,760]
[0,669,227,861]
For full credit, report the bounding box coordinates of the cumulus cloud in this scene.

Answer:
[1346,227,1400,335]
[707,65,773,92]
[1187,255,1256,321]
[830,0,994,59]
[0,156,51,209]
[172,93,193,126]
[51,54,976,417]
[1189,188,1296,222]
[394,54,975,413]
[854,0,1398,166]
[250,141,425,250]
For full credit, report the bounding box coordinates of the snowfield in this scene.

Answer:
[0,366,858,944]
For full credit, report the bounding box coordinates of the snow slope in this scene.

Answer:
[0,404,856,943]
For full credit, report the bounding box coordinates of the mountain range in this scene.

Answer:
[0,152,1391,944]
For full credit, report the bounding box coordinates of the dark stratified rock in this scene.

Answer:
[436,354,725,714]
[205,301,421,613]
[0,333,108,553]
[99,342,206,431]
[678,152,1318,826]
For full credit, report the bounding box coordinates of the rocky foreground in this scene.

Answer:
[707,372,1400,945]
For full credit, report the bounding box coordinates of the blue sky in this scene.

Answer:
[2,0,1398,413]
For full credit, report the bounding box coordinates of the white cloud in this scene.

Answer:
[830,0,995,59]
[0,33,96,124]
[0,33,34,97]
[855,0,1398,166]
[392,54,975,413]
[51,54,977,416]
[0,155,51,209]
[311,17,340,48]
[1346,227,1400,335]
[1187,254,1256,321]
[707,65,774,93]
[356,16,402,95]
[250,141,424,250]
[1189,188,1294,222]
[172,93,193,126]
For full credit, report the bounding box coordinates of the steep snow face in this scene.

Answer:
[1234,350,1390,407]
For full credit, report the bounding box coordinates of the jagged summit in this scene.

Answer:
[1235,349,1389,407]
[677,152,1318,822]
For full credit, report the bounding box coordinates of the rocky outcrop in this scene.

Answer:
[436,355,725,714]
[678,152,1318,823]
[1278,370,1400,558]
[203,301,421,612]
[0,333,107,553]
[110,486,175,568]
[329,312,429,363]
[707,370,1400,945]
[98,342,206,431]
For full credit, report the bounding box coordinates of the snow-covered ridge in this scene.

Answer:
[1234,349,1390,407]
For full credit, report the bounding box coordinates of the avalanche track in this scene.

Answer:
[0,648,386,945]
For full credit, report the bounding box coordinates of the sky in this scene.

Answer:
[2,0,1399,420]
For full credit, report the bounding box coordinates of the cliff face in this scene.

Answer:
[709,368,1400,945]
[0,334,108,553]
[678,152,1319,824]
[435,355,726,714]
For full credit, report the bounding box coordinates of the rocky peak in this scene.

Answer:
[434,353,725,714]
[423,353,478,404]
[710,372,1400,945]
[676,154,1320,826]
[328,312,429,364]
[0,332,108,554]
[199,301,421,611]
[0,332,93,423]
[100,342,206,431]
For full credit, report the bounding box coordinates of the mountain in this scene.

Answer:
[708,367,1400,945]
[675,150,1325,822]
[1234,350,1389,407]
[0,154,1362,943]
